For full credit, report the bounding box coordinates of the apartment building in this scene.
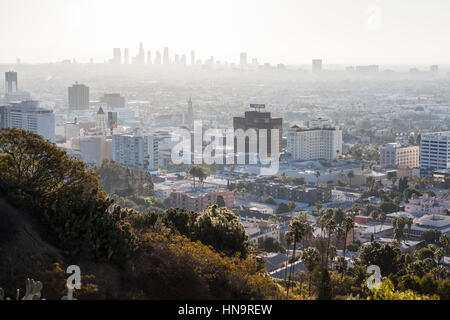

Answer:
[287,124,342,161]
[0,100,55,143]
[405,194,450,216]
[420,131,450,173]
[380,143,420,168]
[112,130,159,171]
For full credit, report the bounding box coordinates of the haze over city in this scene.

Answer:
[2,0,450,65]
[0,0,449,308]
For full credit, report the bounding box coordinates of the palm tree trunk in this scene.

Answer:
[341,230,348,279]
[308,273,312,298]
[287,241,297,298]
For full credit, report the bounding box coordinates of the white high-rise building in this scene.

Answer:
[0,100,55,143]
[287,123,342,161]
[420,131,450,173]
[112,130,159,171]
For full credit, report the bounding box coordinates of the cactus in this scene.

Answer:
[22,278,43,300]
[0,279,44,300]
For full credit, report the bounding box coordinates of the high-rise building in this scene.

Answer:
[5,71,18,94]
[430,65,439,73]
[312,59,322,73]
[163,47,169,65]
[147,51,152,65]
[420,131,450,174]
[0,100,55,143]
[240,52,247,67]
[112,130,159,171]
[233,105,282,162]
[112,48,122,64]
[180,54,186,66]
[123,48,130,65]
[154,51,162,64]
[190,50,195,65]
[101,93,125,109]
[380,143,420,168]
[287,122,342,161]
[68,83,89,110]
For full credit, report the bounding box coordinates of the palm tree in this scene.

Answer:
[328,245,337,270]
[406,217,413,240]
[370,210,379,237]
[366,176,374,190]
[347,170,355,186]
[286,218,308,298]
[314,171,321,185]
[287,202,296,216]
[284,232,293,284]
[379,212,387,234]
[325,218,337,269]
[301,247,321,298]
[341,216,354,278]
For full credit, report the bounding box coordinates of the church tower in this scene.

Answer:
[96,106,107,135]
[186,97,194,128]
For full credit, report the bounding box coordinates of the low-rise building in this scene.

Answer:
[380,143,420,168]
[170,187,234,212]
[405,194,450,216]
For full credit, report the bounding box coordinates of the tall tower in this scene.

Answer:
[147,51,152,65]
[312,59,323,73]
[113,48,122,64]
[68,83,89,110]
[5,71,18,94]
[186,97,194,127]
[124,48,130,65]
[163,47,169,65]
[155,51,162,64]
[240,52,247,68]
[190,50,195,65]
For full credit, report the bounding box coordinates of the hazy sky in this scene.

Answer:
[1,0,450,65]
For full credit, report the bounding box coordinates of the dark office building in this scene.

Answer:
[233,104,282,162]
[68,83,89,110]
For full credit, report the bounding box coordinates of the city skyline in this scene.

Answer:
[2,0,450,65]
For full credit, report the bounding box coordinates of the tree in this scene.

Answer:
[286,218,308,297]
[347,171,355,186]
[324,218,337,269]
[276,202,290,214]
[341,216,354,278]
[216,194,226,207]
[193,205,249,258]
[317,268,332,300]
[301,247,320,297]
[0,128,135,265]
[379,212,387,234]
[189,165,208,189]
[287,201,296,214]
[314,171,321,185]
[358,242,402,276]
